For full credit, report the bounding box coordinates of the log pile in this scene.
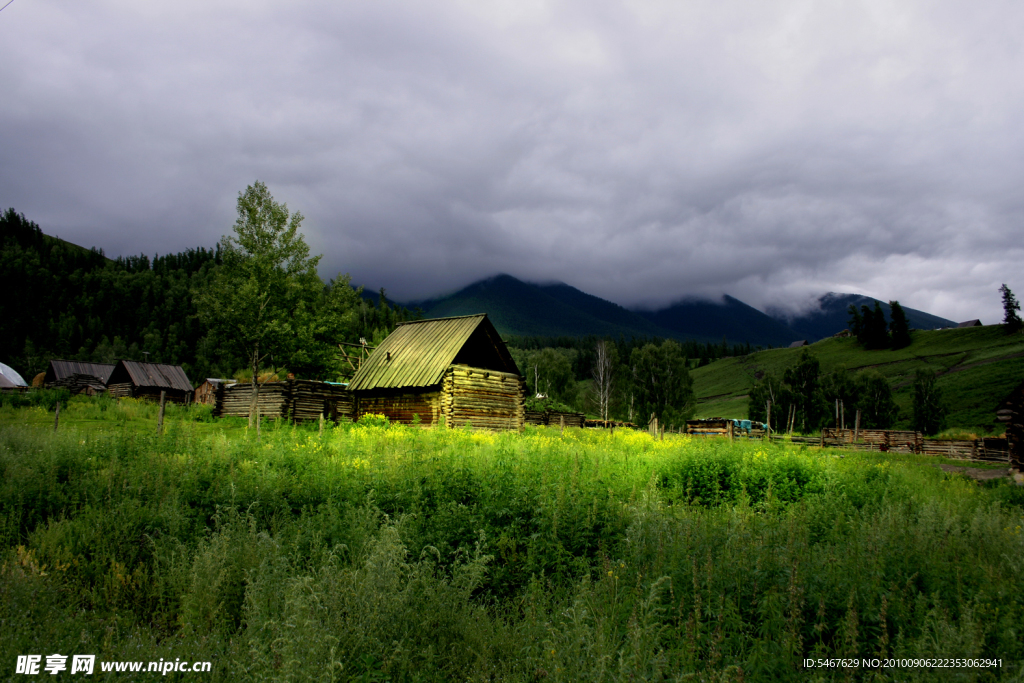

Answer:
[441,364,524,431]
[51,373,107,395]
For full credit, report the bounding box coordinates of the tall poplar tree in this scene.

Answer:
[195,181,323,426]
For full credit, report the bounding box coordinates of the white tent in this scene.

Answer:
[0,362,28,387]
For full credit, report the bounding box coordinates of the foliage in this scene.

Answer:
[913,369,948,435]
[1,406,1022,681]
[1,207,418,385]
[857,370,898,429]
[194,181,326,394]
[781,349,826,431]
[889,300,912,349]
[512,347,579,408]
[629,339,694,427]
[749,361,898,433]
[1001,283,1022,333]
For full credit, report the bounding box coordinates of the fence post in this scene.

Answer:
[53,399,60,433]
[766,401,772,441]
[854,410,860,444]
[728,420,733,442]
[157,390,166,435]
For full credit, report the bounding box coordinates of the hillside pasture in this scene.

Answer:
[692,326,1024,433]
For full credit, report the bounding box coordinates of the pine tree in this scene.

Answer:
[1000,284,1022,333]
[889,300,911,349]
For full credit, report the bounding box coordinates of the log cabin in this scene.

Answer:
[346,314,525,430]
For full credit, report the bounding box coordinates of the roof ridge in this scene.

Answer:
[396,313,487,326]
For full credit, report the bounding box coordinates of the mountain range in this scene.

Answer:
[406,274,957,347]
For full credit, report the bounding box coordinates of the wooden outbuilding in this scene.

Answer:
[106,360,193,403]
[957,319,983,328]
[996,382,1023,471]
[788,340,809,348]
[44,360,115,392]
[195,378,236,405]
[346,314,525,430]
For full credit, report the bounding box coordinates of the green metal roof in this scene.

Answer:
[346,314,519,391]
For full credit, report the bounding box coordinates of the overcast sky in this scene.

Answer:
[2,0,1022,323]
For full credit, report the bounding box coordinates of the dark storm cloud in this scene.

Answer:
[2,0,1022,323]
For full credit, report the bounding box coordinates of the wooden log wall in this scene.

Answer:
[441,364,524,431]
[106,382,133,398]
[291,380,353,422]
[214,382,291,418]
[355,390,440,425]
[215,380,355,422]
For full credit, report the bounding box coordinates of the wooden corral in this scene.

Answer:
[106,360,192,403]
[785,428,1010,462]
[214,379,352,422]
[524,409,586,429]
[346,314,525,430]
[996,383,1023,470]
[686,418,766,438]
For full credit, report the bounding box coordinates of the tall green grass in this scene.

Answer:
[1,400,1022,681]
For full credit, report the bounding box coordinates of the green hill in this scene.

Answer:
[691,325,1024,434]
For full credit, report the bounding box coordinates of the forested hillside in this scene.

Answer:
[0,208,415,383]
[691,325,1024,435]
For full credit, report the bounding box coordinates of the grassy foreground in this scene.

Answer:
[2,398,1024,681]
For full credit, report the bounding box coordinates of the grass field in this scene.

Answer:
[2,397,1023,681]
[692,326,1024,433]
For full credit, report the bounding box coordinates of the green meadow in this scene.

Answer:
[692,326,1024,433]
[1,396,1023,681]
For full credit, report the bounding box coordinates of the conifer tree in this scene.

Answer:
[1000,284,1022,333]
[889,300,911,349]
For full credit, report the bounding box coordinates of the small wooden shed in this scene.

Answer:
[106,360,193,403]
[347,314,525,430]
[195,378,236,405]
[996,382,1023,471]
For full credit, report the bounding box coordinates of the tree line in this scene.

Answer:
[0,198,416,384]
[748,349,948,435]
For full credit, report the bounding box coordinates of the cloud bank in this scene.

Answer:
[2,0,1022,323]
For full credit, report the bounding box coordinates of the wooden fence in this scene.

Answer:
[524,409,586,428]
[781,428,1009,462]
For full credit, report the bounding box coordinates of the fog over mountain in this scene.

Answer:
[2,1,1022,325]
